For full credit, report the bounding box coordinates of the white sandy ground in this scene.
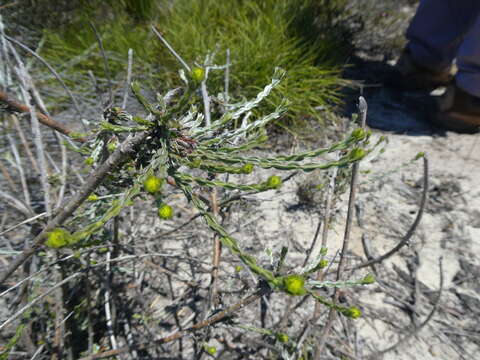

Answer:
[2,120,478,359]
[226,128,480,359]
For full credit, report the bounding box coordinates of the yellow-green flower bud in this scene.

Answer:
[87,194,99,202]
[414,152,425,160]
[282,274,306,296]
[362,273,375,285]
[348,148,366,161]
[143,175,163,194]
[107,141,117,153]
[351,128,366,141]
[276,333,289,343]
[84,157,94,166]
[158,204,174,220]
[191,67,205,82]
[266,175,282,189]
[204,345,217,355]
[318,259,329,269]
[235,265,243,272]
[189,158,202,168]
[241,163,254,174]
[45,228,72,249]
[343,306,362,319]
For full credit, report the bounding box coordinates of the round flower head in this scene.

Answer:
[143,175,163,194]
[191,67,205,82]
[351,128,366,141]
[204,345,217,355]
[241,163,254,174]
[282,274,306,296]
[348,148,366,161]
[158,204,174,220]
[45,228,72,249]
[362,273,375,285]
[84,157,94,166]
[343,306,362,319]
[266,175,282,189]
[87,194,99,202]
[107,141,117,153]
[276,333,289,343]
[318,259,329,269]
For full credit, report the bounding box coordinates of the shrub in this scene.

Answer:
[36,0,346,126]
[0,13,392,360]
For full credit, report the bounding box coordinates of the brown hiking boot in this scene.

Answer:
[387,48,454,90]
[432,84,480,133]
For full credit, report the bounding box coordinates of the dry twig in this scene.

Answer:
[0,131,149,285]
[0,91,86,142]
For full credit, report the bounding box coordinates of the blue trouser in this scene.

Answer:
[407,0,480,97]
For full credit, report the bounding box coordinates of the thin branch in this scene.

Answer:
[151,26,191,72]
[0,161,16,192]
[0,212,46,237]
[88,21,113,105]
[315,96,367,357]
[54,131,68,209]
[0,91,87,142]
[3,34,83,119]
[209,188,222,309]
[7,133,32,209]
[350,156,428,271]
[302,218,322,267]
[78,287,270,360]
[0,272,83,331]
[0,131,149,285]
[367,258,444,359]
[122,49,133,109]
[0,189,33,217]
[336,96,367,279]
[1,250,199,299]
[224,49,230,103]
[104,251,118,351]
[11,114,40,173]
[16,66,51,216]
[0,2,17,10]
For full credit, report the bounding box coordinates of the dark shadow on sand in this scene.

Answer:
[341,55,447,136]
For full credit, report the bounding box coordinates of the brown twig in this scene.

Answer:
[11,114,40,174]
[3,35,84,120]
[366,258,444,359]
[209,188,222,309]
[0,131,149,285]
[88,21,113,106]
[0,91,87,142]
[7,133,32,210]
[302,217,322,268]
[315,96,367,357]
[0,161,17,192]
[0,2,17,10]
[78,287,271,360]
[350,156,428,272]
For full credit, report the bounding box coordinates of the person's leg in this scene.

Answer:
[433,15,480,133]
[456,16,480,97]
[407,0,480,72]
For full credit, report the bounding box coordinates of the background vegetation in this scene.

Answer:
[5,0,353,128]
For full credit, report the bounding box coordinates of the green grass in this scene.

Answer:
[39,0,349,126]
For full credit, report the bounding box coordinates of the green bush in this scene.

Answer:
[38,0,347,125]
